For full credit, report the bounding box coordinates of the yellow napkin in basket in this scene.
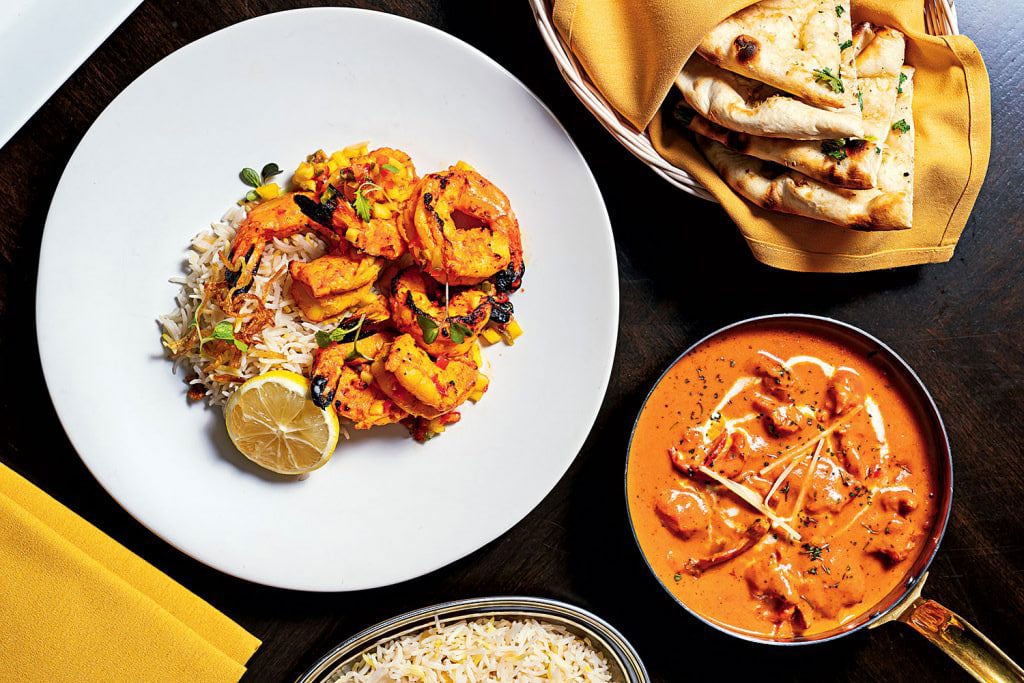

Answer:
[0,462,260,682]
[554,0,990,272]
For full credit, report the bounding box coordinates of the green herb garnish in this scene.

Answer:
[240,167,261,188]
[892,118,911,134]
[199,320,248,353]
[821,138,848,161]
[240,163,282,189]
[260,163,282,182]
[802,543,828,562]
[835,5,845,16]
[314,316,365,349]
[417,314,439,344]
[382,163,400,174]
[449,322,471,345]
[344,315,370,362]
[812,67,845,94]
[897,72,908,94]
[353,189,372,222]
[856,89,864,111]
[839,39,853,51]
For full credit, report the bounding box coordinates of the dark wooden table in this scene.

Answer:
[2,1,1021,681]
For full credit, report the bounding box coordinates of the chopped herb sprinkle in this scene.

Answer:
[812,67,845,94]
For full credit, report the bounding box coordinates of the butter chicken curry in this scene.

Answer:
[628,324,938,638]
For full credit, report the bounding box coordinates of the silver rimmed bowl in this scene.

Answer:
[296,596,649,683]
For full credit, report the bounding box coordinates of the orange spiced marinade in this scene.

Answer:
[627,325,938,639]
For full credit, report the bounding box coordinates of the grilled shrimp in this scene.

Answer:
[295,147,418,260]
[403,166,524,292]
[387,267,490,356]
[289,242,382,298]
[370,334,478,419]
[310,333,407,429]
[290,280,390,324]
[226,192,330,293]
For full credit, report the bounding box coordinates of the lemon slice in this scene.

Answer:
[225,370,340,475]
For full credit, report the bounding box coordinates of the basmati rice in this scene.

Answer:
[330,617,613,683]
[158,205,334,405]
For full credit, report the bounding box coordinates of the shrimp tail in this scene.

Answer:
[294,192,337,228]
[224,245,259,296]
[488,295,514,324]
[492,261,524,293]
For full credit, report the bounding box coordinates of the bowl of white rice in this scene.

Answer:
[297,596,648,683]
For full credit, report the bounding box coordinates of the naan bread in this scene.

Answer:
[675,56,864,140]
[697,67,916,230]
[698,0,858,110]
[682,24,906,189]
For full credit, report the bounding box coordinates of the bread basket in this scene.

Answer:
[529,0,960,202]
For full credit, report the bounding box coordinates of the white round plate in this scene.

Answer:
[36,8,617,591]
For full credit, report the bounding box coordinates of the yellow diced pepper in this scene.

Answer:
[294,162,314,182]
[505,318,523,342]
[468,373,489,403]
[341,142,368,158]
[255,183,281,199]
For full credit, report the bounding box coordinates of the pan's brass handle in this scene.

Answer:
[896,596,1024,682]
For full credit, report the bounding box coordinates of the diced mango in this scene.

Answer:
[455,160,476,172]
[255,183,281,199]
[372,203,392,220]
[505,318,523,343]
[345,228,362,243]
[341,142,368,158]
[468,373,490,403]
[480,328,501,345]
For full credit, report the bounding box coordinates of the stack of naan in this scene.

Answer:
[675,0,915,230]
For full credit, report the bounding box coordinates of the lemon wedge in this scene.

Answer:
[224,370,339,475]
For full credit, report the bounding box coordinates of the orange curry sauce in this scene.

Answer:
[627,324,938,639]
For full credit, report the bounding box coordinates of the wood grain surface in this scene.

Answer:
[0,1,1021,681]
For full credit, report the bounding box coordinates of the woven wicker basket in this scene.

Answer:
[529,0,959,202]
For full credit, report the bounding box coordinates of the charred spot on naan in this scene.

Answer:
[849,194,912,231]
[823,139,874,188]
[733,35,760,63]
[687,115,752,153]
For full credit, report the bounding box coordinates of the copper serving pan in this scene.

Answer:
[625,314,1023,682]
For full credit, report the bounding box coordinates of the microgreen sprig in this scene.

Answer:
[352,181,386,222]
[449,322,472,345]
[199,319,248,353]
[315,314,366,350]
[239,162,283,201]
[417,314,439,344]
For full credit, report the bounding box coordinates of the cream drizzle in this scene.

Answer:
[863,396,891,461]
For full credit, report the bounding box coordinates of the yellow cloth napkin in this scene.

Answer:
[0,462,260,682]
[554,0,991,272]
